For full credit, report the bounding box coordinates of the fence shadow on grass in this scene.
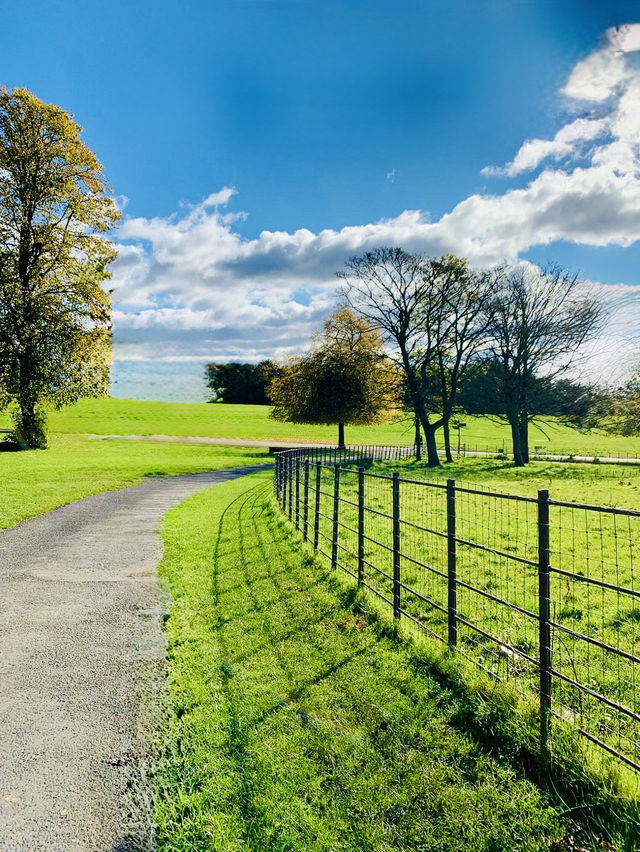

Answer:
[272,447,640,848]
[205,479,567,849]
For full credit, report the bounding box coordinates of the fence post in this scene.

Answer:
[282,455,287,511]
[447,479,457,649]
[538,488,552,756]
[313,461,321,550]
[331,464,340,570]
[295,457,300,530]
[303,460,310,541]
[358,466,365,586]
[288,455,293,521]
[392,472,401,619]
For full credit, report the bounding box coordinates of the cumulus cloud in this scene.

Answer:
[110,24,640,395]
[481,117,608,177]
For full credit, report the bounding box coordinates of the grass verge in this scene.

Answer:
[0,434,267,529]
[155,470,597,851]
[4,396,640,458]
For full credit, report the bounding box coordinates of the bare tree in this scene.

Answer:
[338,248,497,466]
[485,264,604,466]
[338,247,448,466]
[429,256,497,462]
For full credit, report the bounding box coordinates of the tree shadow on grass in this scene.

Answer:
[198,482,572,852]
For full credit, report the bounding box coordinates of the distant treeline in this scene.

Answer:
[205,361,281,405]
[205,358,600,426]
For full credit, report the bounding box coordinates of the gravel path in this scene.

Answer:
[88,435,640,466]
[0,465,268,852]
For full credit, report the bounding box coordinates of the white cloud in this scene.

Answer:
[482,118,608,177]
[563,24,640,101]
[110,24,640,393]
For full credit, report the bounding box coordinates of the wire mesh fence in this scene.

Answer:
[454,442,640,464]
[274,446,640,774]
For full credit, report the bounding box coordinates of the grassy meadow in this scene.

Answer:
[2,396,639,846]
[2,395,640,457]
[4,395,640,531]
[0,433,267,529]
[155,471,579,851]
[291,455,640,783]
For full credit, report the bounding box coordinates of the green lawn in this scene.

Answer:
[0,433,267,529]
[3,396,640,458]
[155,470,580,851]
[373,454,640,508]
[290,454,640,784]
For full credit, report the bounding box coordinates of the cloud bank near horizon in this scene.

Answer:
[110,24,640,398]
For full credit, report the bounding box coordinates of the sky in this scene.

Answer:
[2,0,640,401]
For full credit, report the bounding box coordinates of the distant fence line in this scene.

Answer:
[431,441,640,465]
[273,444,640,774]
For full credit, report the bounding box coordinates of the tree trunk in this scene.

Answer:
[520,416,529,463]
[423,422,440,467]
[15,397,46,449]
[414,415,422,461]
[338,421,345,449]
[400,350,440,466]
[510,418,524,467]
[443,418,453,463]
[14,359,47,449]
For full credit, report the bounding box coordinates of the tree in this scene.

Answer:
[268,308,397,447]
[458,362,600,427]
[0,88,119,447]
[428,255,496,462]
[586,373,640,436]
[338,248,444,465]
[205,360,279,404]
[338,248,489,466]
[483,264,603,466]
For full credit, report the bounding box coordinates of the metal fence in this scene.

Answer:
[274,445,640,774]
[454,442,640,465]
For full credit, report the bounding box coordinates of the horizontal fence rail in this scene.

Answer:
[273,445,640,774]
[440,441,640,465]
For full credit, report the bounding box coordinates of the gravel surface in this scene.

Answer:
[0,465,268,852]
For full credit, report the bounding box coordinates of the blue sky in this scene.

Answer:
[3,0,640,399]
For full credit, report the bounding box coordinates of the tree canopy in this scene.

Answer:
[268,308,397,447]
[0,88,119,447]
[205,361,279,405]
[586,372,640,436]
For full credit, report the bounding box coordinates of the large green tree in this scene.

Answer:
[268,308,397,447]
[205,360,280,404]
[586,372,640,436]
[0,88,119,447]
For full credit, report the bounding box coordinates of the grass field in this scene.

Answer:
[4,395,639,531]
[154,470,583,851]
[281,453,640,780]
[0,434,267,529]
[0,397,637,845]
[3,396,640,458]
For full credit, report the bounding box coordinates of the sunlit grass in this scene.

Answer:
[292,455,640,776]
[3,395,640,457]
[154,471,573,851]
[0,433,267,529]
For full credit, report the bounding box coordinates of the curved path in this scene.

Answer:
[0,465,268,852]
